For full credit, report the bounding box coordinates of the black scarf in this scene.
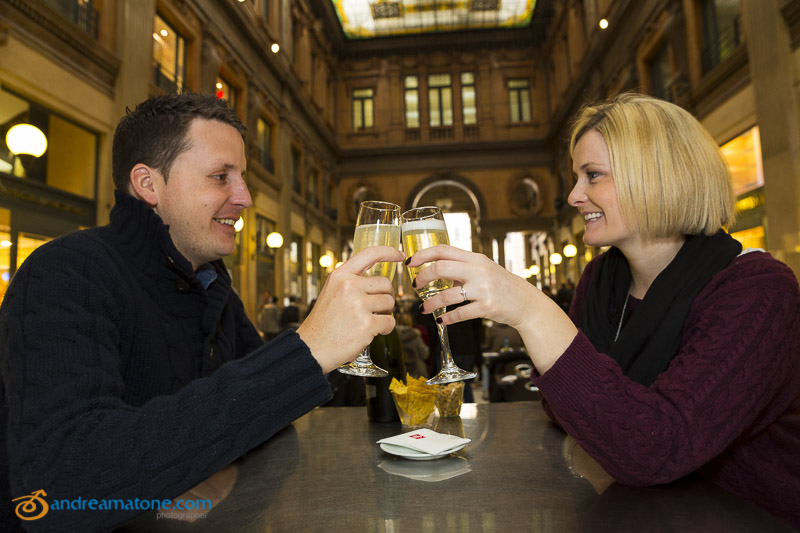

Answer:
[579,231,742,386]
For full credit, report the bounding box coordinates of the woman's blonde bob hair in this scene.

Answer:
[568,93,735,239]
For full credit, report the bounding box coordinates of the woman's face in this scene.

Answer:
[568,129,632,249]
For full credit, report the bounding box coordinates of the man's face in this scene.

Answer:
[150,118,251,270]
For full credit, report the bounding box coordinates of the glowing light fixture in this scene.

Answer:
[216,82,223,89]
[160,29,168,37]
[550,252,563,265]
[335,261,344,269]
[319,255,334,268]
[563,244,577,258]
[529,264,541,276]
[599,19,609,30]
[234,217,244,232]
[266,231,284,248]
[271,43,280,54]
[0,240,11,247]
[6,124,48,157]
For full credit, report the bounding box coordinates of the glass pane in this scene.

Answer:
[364,99,374,128]
[429,73,451,87]
[461,72,474,85]
[509,90,520,122]
[442,87,453,126]
[404,75,418,89]
[429,89,441,127]
[508,78,529,89]
[405,89,419,127]
[257,118,269,152]
[16,233,51,270]
[45,115,97,199]
[462,86,477,125]
[521,89,531,121]
[353,100,363,129]
[353,88,373,98]
[153,15,184,93]
[216,77,231,101]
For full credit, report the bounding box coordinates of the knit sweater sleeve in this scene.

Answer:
[0,242,332,532]
[531,252,800,486]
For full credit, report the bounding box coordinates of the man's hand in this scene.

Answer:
[297,246,404,373]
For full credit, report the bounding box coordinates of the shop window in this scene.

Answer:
[153,14,186,94]
[352,88,374,131]
[508,79,531,123]
[255,214,277,301]
[289,233,303,298]
[307,242,320,300]
[16,233,50,271]
[721,126,763,196]
[461,72,477,126]
[731,225,765,250]
[428,74,453,127]
[404,76,420,128]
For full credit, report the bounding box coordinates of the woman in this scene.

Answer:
[406,94,800,529]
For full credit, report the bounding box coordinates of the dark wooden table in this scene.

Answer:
[121,402,793,532]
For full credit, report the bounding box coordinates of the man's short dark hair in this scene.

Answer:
[112,93,246,192]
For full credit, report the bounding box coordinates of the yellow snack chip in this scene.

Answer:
[390,373,436,426]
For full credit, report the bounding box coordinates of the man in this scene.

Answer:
[0,93,403,531]
[257,293,282,341]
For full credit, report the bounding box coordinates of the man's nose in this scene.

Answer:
[231,175,252,208]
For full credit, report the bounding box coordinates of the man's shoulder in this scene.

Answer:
[17,226,120,277]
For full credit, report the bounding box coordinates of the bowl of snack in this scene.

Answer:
[389,374,436,427]
[435,381,465,418]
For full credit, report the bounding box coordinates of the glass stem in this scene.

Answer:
[433,307,456,370]
[354,346,372,366]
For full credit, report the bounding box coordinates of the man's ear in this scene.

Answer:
[130,164,159,207]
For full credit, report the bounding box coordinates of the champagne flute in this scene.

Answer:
[401,206,478,385]
[338,201,402,377]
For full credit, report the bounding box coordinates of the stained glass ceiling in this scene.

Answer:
[331,0,537,40]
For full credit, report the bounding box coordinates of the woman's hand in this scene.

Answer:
[298,246,405,374]
[407,244,578,373]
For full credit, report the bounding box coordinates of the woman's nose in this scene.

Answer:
[567,181,585,207]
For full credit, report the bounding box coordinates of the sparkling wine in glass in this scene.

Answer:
[337,201,401,378]
[401,206,478,385]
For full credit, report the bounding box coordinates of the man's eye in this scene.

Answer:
[212,174,228,181]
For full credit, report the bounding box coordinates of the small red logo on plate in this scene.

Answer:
[409,434,425,439]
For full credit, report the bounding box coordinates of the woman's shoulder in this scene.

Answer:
[701,249,799,302]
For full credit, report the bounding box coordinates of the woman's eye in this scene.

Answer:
[587,171,600,181]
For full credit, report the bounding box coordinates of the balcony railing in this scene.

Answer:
[405,129,421,141]
[41,0,98,39]
[430,127,455,140]
[702,15,743,74]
